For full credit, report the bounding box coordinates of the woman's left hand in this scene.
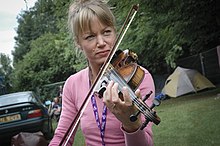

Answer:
[103,80,142,132]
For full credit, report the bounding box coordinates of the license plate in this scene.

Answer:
[0,114,21,123]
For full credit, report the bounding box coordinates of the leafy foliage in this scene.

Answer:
[12,33,86,91]
[10,0,220,92]
[109,0,220,72]
[0,54,13,93]
[13,0,71,64]
[12,0,87,92]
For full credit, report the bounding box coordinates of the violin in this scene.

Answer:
[95,49,161,126]
[59,4,161,146]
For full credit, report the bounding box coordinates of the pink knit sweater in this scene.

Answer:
[49,67,155,146]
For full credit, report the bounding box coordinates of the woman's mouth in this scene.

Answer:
[96,50,110,57]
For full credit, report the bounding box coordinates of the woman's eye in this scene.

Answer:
[104,30,112,36]
[85,35,94,40]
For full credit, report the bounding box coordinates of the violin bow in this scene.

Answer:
[59,4,139,146]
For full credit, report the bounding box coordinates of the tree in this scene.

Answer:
[0,53,13,93]
[13,0,71,64]
[12,33,86,91]
[12,0,220,91]
[109,0,220,72]
[12,0,76,91]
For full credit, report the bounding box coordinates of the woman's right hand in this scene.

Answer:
[103,81,142,132]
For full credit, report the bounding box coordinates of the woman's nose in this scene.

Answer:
[97,35,106,47]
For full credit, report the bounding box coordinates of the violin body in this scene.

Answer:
[95,49,144,95]
[95,49,161,126]
[112,49,145,91]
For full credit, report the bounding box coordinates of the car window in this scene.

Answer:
[0,93,33,107]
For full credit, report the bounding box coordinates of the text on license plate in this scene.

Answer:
[0,114,21,123]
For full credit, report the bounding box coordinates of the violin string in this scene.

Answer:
[108,68,150,115]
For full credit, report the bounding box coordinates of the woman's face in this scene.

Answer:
[77,16,116,68]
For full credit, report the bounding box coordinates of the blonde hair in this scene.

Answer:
[68,0,116,41]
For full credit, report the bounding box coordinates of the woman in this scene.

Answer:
[49,0,155,145]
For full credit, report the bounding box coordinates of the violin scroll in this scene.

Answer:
[130,92,163,130]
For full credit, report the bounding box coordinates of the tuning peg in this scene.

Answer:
[129,91,153,122]
[150,98,161,109]
[97,87,106,98]
[142,91,153,102]
[140,119,150,130]
[130,110,141,122]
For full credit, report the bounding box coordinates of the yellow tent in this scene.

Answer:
[162,67,215,97]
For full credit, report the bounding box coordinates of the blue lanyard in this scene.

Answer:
[91,95,107,146]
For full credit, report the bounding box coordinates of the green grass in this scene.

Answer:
[153,88,220,146]
[73,128,84,146]
[52,88,220,146]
